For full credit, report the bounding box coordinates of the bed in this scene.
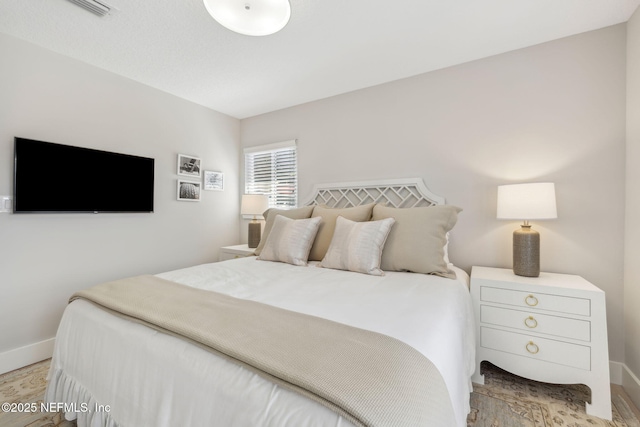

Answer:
[45,178,476,427]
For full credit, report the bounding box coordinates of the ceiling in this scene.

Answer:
[0,0,638,119]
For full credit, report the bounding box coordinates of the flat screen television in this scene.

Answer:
[14,137,155,213]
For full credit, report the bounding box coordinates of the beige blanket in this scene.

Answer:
[71,275,456,427]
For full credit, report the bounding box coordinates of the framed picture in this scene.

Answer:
[177,180,201,202]
[204,171,224,191]
[177,154,201,177]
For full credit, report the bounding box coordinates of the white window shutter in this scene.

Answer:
[244,140,297,209]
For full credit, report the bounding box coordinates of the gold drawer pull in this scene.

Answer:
[524,316,538,328]
[525,294,539,306]
[526,341,539,354]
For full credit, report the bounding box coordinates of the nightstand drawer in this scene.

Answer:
[481,327,591,370]
[481,286,590,316]
[480,305,591,342]
[219,244,255,262]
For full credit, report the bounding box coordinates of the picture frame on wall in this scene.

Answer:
[204,171,224,191]
[177,180,201,202]
[177,154,201,177]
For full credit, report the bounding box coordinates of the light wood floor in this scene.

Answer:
[613,383,640,420]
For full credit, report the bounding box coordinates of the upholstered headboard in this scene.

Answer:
[301,178,445,208]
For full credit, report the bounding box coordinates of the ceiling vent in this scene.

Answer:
[66,0,112,17]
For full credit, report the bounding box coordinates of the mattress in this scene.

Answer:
[46,257,475,427]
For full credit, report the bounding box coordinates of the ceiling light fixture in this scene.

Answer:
[66,0,111,17]
[203,0,291,36]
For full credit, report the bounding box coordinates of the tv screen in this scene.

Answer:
[14,137,155,213]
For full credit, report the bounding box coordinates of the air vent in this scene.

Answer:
[66,0,112,17]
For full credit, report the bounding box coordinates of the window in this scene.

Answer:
[244,140,297,209]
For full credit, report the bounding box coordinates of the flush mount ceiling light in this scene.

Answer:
[203,0,291,36]
[66,0,112,17]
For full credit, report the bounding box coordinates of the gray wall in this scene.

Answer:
[241,25,627,363]
[0,34,240,364]
[625,7,640,405]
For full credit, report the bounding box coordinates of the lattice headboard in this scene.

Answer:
[301,178,445,208]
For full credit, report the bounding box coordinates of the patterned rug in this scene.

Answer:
[469,362,640,427]
[1,359,639,427]
[0,360,74,427]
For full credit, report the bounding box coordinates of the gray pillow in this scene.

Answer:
[372,204,462,279]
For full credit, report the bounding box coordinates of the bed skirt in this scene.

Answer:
[46,368,120,427]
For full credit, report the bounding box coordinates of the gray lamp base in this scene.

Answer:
[513,225,540,277]
[248,221,262,249]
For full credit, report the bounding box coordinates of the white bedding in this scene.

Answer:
[47,257,475,427]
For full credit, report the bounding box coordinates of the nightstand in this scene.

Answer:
[219,244,256,262]
[471,266,611,420]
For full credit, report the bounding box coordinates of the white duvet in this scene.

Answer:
[47,257,475,427]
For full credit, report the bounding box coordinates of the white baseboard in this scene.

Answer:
[622,363,640,410]
[611,360,624,385]
[0,338,55,375]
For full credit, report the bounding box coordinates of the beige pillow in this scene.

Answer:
[308,203,375,261]
[257,215,322,266]
[320,216,396,276]
[372,204,462,279]
[254,205,315,256]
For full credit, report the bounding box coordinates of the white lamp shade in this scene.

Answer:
[203,0,291,36]
[497,183,557,220]
[241,194,269,216]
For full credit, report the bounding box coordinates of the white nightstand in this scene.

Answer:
[219,244,256,262]
[471,266,611,420]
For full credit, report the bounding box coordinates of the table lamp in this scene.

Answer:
[241,194,269,249]
[497,183,557,277]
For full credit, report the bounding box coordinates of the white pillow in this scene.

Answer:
[254,205,315,256]
[257,215,322,266]
[320,216,396,276]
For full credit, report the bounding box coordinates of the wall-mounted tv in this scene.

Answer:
[14,137,155,213]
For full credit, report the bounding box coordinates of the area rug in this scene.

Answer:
[0,359,73,427]
[469,362,640,427]
[1,359,639,427]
